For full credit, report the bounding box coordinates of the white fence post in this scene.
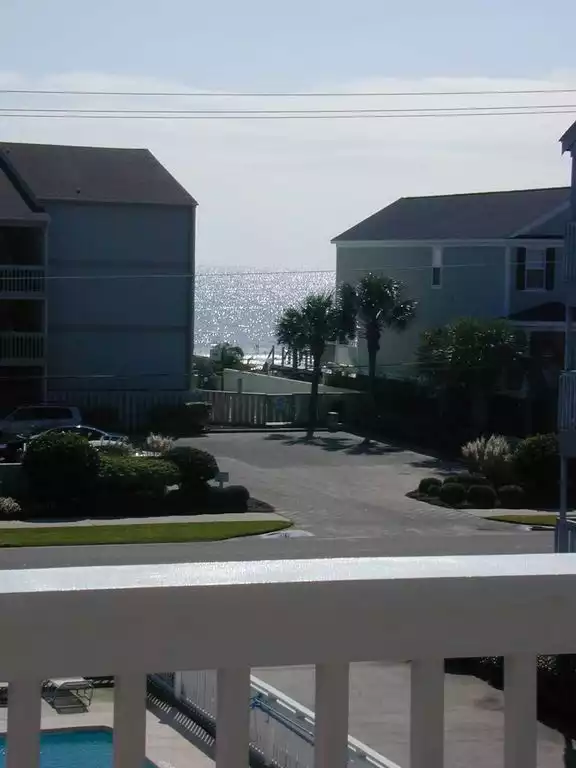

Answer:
[6,679,42,768]
[504,654,537,768]
[314,663,349,768]
[410,658,444,768]
[216,667,251,768]
[113,673,147,768]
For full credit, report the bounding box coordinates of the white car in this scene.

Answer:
[0,405,82,438]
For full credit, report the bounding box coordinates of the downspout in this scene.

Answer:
[559,151,576,548]
[186,205,197,392]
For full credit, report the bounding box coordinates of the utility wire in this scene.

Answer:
[1,108,576,120]
[2,103,575,115]
[2,87,576,98]
[0,261,544,280]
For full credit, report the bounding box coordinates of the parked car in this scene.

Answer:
[0,424,129,462]
[0,405,81,437]
[37,425,129,443]
[0,433,27,463]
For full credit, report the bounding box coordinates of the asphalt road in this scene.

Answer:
[0,430,553,569]
[178,431,525,539]
[0,430,557,768]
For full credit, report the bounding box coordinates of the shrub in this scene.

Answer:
[466,484,497,509]
[441,472,490,488]
[144,433,174,454]
[418,477,442,495]
[146,402,212,438]
[442,474,463,485]
[461,434,513,486]
[427,482,441,498]
[439,482,466,506]
[94,440,134,457]
[98,456,180,500]
[498,484,526,509]
[513,433,559,501]
[208,485,250,512]
[0,497,21,519]
[22,432,100,504]
[165,446,219,488]
[453,471,491,488]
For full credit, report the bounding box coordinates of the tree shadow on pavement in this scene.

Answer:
[264,433,403,456]
[409,456,462,474]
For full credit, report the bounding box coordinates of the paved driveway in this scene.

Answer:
[179,431,525,540]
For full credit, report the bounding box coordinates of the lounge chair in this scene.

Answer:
[44,677,94,709]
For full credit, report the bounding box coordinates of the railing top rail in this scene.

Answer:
[1,554,576,680]
[4,554,576,596]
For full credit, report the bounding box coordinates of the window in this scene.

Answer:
[515,247,556,291]
[432,247,443,288]
[10,407,73,421]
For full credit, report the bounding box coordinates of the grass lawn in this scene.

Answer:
[488,514,556,527]
[0,519,292,548]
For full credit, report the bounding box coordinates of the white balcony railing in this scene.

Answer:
[564,221,576,282]
[0,266,44,294]
[0,332,44,361]
[1,555,575,767]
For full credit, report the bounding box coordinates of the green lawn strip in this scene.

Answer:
[0,519,292,548]
[488,514,556,527]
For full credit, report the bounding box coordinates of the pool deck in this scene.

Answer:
[0,687,214,767]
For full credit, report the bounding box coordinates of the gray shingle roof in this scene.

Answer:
[332,187,570,242]
[0,142,196,206]
[0,166,45,222]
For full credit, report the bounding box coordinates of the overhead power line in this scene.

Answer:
[1,86,576,98]
[2,102,575,115]
[0,262,539,281]
[1,108,576,120]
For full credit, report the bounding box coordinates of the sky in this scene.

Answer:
[1,0,576,268]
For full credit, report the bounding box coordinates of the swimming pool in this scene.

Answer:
[0,728,156,767]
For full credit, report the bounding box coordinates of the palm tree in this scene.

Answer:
[275,307,306,371]
[276,287,356,438]
[353,274,416,395]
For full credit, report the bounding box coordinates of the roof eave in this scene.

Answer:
[560,120,576,154]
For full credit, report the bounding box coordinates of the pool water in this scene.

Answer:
[0,729,155,767]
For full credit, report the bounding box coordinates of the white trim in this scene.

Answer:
[503,247,512,316]
[509,200,570,237]
[511,321,574,330]
[334,238,564,248]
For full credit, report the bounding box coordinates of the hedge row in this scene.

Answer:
[417,474,525,509]
[18,433,241,516]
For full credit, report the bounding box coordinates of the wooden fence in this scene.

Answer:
[47,389,364,430]
[47,389,194,431]
[200,390,363,428]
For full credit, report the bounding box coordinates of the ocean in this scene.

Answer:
[194,268,335,360]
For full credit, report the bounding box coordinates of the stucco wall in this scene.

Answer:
[45,202,195,391]
[336,244,506,377]
[222,369,353,394]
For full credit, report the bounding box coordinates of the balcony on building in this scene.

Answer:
[0,554,573,768]
[0,226,45,297]
[0,300,44,366]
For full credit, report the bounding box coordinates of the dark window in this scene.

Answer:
[516,247,550,291]
[11,406,72,421]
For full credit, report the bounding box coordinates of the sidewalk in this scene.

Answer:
[0,511,290,529]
